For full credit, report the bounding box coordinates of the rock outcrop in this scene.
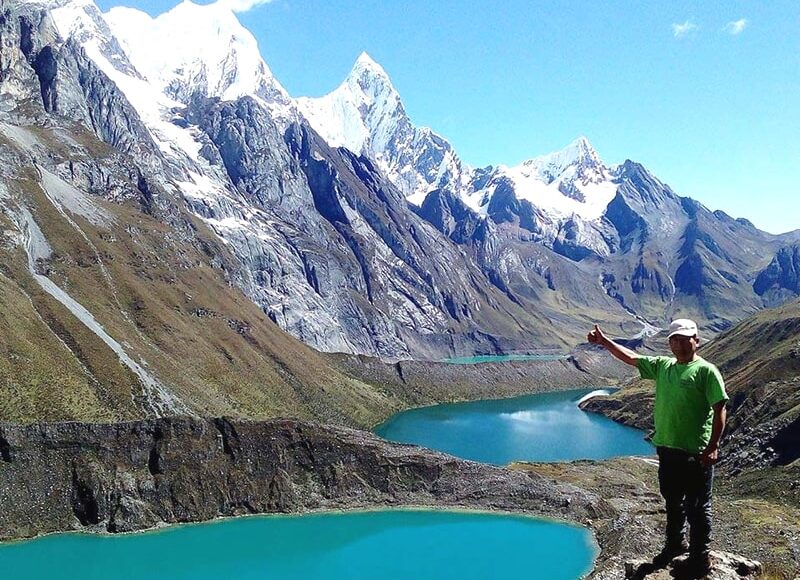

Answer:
[624,551,762,579]
[519,457,798,579]
[0,417,609,540]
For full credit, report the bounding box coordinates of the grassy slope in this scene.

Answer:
[0,122,405,427]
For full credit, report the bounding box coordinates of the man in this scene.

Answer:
[588,319,728,576]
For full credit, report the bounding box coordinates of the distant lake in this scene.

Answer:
[374,388,653,465]
[443,354,568,364]
[0,510,596,580]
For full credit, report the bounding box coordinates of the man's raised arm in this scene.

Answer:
[587,324,641,367]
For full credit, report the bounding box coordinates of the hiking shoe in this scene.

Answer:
[674,551,712,578]
[651,541,690,567]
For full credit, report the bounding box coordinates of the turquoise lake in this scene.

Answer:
[374,387,654,465]
[444,354,567,364]
[0,510,595,580]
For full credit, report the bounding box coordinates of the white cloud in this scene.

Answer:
[216,0,273,13]
[724,19,748,35]
[672,20,698,38]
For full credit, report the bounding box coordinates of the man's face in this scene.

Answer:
[669,334,699,359]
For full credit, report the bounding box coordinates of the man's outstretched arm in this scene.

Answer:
[587,324,641,367]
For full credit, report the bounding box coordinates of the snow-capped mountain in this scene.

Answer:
[52,0,292,108]
[41,0,576,360]
[50,0,294,159]
[297,53,470,205]
[298,59,619,255]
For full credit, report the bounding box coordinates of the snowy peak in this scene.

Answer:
[351,52,390,81]
[346,52,396,100]
[521,136,606,185]
[50,0,113,49]
[297,52,407,155]
[297,52,470,204]
[49,0,144,79]
[463,137,617,221]
[102,0,289,104]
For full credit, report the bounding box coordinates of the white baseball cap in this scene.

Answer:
[667,319,699,338]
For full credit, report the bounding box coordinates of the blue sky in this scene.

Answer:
[97,0,799,234]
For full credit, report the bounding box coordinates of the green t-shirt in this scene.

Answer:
[637,356,728,454]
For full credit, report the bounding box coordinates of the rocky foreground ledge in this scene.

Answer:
[518,458,795,579]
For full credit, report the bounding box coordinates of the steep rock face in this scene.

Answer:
[59,39,158,159]
[182,93,559,359]
[414,187,482,244]
[0,417,608,540]
[1,4,62,110]
[188,95,438,360]
[630,259,673,300]
[282,124,572,357]
[754,244,800,307]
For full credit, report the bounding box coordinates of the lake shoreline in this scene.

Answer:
[0,506,601,579]
[0,415,640,576]
[0,351,641,577]
[331,344,635,431]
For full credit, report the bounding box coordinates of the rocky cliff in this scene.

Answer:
[0,416,608,539]
[754,244,800,308]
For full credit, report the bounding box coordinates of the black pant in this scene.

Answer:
[656,446,714,556]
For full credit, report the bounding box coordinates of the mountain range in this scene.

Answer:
[1,0,798,378]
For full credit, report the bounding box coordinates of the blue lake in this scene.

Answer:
[374,387,654,465]
[0,510,595,580]
[443,354,568,364]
